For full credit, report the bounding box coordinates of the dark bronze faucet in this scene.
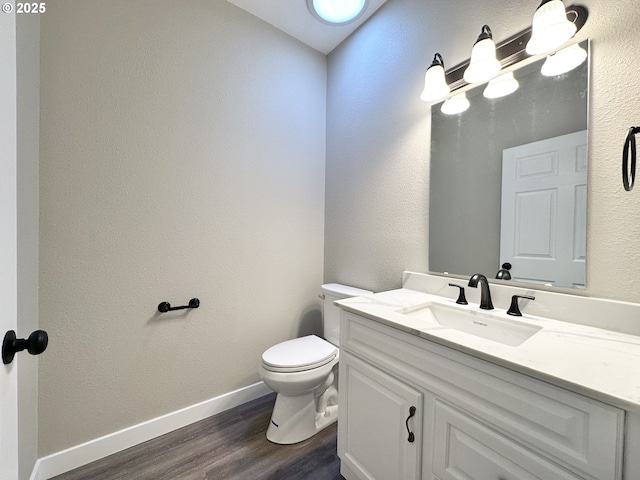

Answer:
[468,274,494,310]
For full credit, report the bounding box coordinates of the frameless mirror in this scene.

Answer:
[429,40,589,289]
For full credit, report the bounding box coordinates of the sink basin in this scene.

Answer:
[399,302,542,347]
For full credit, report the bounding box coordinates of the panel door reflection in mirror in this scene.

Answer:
[429,41,588,290]
[500,130,587,288]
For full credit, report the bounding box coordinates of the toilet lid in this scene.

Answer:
[262,335,338,371]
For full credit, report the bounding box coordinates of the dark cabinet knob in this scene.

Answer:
[2,329,48,365]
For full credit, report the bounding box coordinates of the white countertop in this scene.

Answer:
[337,288,640,413]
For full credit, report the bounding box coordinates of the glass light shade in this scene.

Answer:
[310,0,367,24]
[420,63,450,103]
[441,92,470,115]
[541,43,587,76]
[483,72,520,99]
[526,0,577,55]
[463,37,501,84]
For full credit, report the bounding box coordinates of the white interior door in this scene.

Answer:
[1,9,19,480]
[500,131,587,288]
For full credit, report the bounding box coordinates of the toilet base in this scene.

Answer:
[266,392,338,444]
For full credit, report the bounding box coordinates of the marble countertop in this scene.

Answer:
[337,288,640,413]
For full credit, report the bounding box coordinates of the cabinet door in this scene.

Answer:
[432,401,582,480]
[338,352,422,480]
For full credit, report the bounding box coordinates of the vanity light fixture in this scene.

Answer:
[540,42,587,76]
[526,0,577,55]
[483,71,520,99]
[463,25,502,84]
[421,5,586,102]
[421,5,586,101]
[308,0,368,25]
[420,53,450,103]
[441,92,470,115]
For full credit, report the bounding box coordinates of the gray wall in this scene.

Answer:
[17,13,40,480]
[39,0,326,455]
[324,0,640,303]
[324,0,431,291]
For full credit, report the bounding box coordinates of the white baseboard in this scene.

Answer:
[30,381,272,480]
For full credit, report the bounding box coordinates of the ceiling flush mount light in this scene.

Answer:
[541,42,587,76]
[420,53,450,103]
[483,72,520,99]
[308,0,368,25]
[463,25,502,84]
[526,0,577,55]
[441,92,470,115]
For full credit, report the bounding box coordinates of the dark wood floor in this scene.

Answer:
[52,393,344,480]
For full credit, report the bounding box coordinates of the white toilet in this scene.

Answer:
[259,283,372,444]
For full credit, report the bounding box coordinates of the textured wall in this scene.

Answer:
[17,13,40,479]
[39,0,326,455]
[325,0,640,303]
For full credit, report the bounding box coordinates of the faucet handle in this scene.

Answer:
[496,262,512,280]
[448,283,468,305]
[507,295,535,316]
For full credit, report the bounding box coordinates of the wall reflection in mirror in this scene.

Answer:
[429,40,589,290]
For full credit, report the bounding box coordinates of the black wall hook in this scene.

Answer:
[158,298,200,313]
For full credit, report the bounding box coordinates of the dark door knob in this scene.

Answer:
[2,329,48,365]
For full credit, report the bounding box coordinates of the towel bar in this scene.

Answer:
[158,298,200,313]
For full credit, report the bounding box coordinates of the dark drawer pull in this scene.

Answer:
[406,406,416,443]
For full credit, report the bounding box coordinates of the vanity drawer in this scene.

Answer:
[432,400,583,480]
[341,313,624,480]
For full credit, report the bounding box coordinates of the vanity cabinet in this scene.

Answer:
[339,352,422,479]
[338,312,625,480]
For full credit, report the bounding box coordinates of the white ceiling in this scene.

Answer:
[226,0,389,55]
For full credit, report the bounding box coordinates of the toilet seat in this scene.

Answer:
[262,335,338,373]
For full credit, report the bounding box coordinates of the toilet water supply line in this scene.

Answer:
[316,371,338,416]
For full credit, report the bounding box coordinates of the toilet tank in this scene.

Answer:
[321,283,373,346]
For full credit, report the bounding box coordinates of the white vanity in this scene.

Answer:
[336,272,640,480]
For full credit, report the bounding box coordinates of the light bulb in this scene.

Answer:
[541,43,587,76]
[526,0,577,55]
[420,54,450,102]
[464,25,501,84]
[483,72,520,99]
[441,92,470,115]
